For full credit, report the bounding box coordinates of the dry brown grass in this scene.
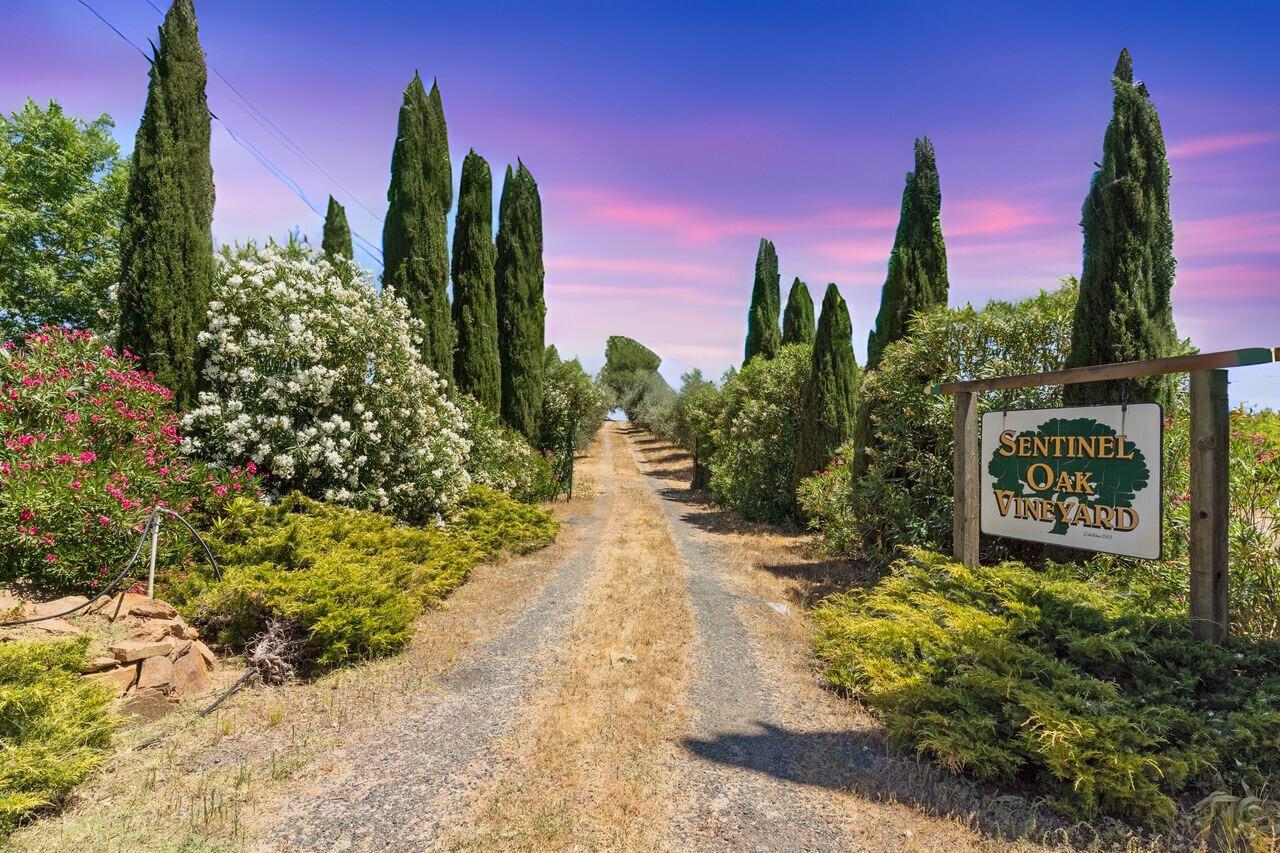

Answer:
[447,424,693,852]
[3,439,610,853]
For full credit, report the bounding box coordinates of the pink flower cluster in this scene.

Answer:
[1,326,259,588]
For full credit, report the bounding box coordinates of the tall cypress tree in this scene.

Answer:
[781,277,815,345]
[451,149,501,412]
[744,237,781,364]
[382,73,453,378]
[495,161,546,439]
[117,0,213,408]
[866,137,949,370]
[794,284,860,489]
[1064,49,1177,407]
[321,195,352,260]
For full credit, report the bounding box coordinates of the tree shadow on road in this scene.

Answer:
[680,722,1095,848]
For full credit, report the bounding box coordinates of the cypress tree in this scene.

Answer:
[866,137,949,370]
[382,73,453,378]
[794,284,860,489]
[495,161,546,439]
[744,237,781,364]
[451,149,501,412]
[1064,49,1178,407]
[321,195,352,260]
[117,0,213,408]
[781,277,815,345]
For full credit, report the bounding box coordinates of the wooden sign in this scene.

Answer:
[979,404,1162,559]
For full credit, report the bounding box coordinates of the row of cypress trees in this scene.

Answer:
[743,48,1178,492]
[115,0,547,440]
[741,240,860,497]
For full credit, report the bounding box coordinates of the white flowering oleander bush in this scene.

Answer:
[183,242,470,523]
[457,395,556,503]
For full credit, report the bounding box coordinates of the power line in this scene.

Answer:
[141,0,385,225]
[75,0,384,268]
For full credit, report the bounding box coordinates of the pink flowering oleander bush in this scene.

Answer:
[0,327,251,592]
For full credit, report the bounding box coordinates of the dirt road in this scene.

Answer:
[258,422,1041,851]
[10,423,1061,852]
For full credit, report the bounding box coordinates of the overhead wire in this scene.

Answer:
[75,0,384,268]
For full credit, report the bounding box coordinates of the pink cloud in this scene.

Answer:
[545,254,733,282]
[1174,263,1280,300]
[547,281,739,307]
[944,199,1055,237]
[1176,211,1280,257]
[549,186,896,245]
[1167,132,1280,160]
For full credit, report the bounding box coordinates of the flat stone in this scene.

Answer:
[171,649,211,695]
[83,593,121,616]
[33,618,81,636]
[124,596,177,620]
[137,655,174,690]
[181,626,200,640]
[80,656,121,674]
[110,639,172,663]
[85,664,138,696]
[31,595,88,619]
[191,640,219,671]
[131,618,186,642]
[120,687,174,721]
[165,638,193,660]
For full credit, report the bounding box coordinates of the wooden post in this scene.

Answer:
[1189,369,1230,644]
[952,390,980,567]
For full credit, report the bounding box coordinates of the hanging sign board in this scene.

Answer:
[979,403,1162,559]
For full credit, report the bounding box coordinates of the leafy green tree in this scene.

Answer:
[117,0,214,407]
[599,334,662,405]
[1064,50,1178,408]
[383,73,453,378]
[794,284,860,488]
[451,150,500,411]
[711,343,811,522]
[781,277,815,345]
[744,237,781,364]
[0,101,128,340]
[673,368,720,490]
[321,195,352,260]
[866,137,949,370]
[495,162,546,439]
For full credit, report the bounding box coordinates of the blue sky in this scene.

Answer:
[4,1,1278,405]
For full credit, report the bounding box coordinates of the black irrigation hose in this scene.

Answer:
[0,513,156,627]
[0,507,221,627]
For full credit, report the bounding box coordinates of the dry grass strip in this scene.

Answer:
[449,425,694,852]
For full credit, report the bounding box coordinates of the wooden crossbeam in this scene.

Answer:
[930,348,1274,396]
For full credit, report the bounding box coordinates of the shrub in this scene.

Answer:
[540,349,607,453]
[182,242,470,523]
[813,549,1280,825]
[460,395,556,503]
[707,344,810,522]
[172,488,558,670]
[0,637,116,834]
[0,327,246,591]
[672,369,722,489]
[799,282,1076,566]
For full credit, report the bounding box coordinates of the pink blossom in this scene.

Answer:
[213,484,229,497]
[19,508,34,522]
[43,552,57,563]
[98,515,112,525]
[79,450,96,463]
[69,480,82,491]
[63,411,81,424]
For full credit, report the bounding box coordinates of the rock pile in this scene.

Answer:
[2,591,219,719]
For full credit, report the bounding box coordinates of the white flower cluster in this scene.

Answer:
[183,242,471,522]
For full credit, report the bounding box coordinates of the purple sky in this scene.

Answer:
[4,1,1278,406]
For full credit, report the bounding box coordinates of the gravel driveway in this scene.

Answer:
[265,433,617,851]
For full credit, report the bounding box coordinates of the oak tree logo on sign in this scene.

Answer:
[979,404,1162,559]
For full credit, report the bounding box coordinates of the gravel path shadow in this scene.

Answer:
[265,432,618,852]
